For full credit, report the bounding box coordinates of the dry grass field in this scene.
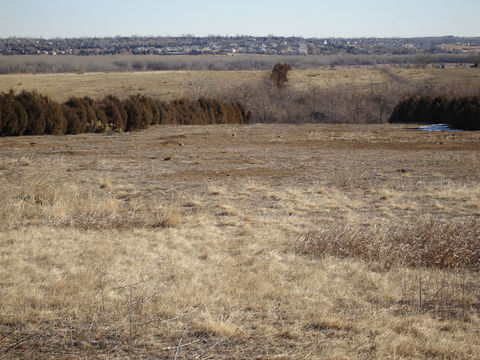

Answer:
[0,123,479,359]
[1,67,479,101]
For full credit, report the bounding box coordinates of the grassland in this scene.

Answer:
[0,123,479,359]
[0,67,479,102]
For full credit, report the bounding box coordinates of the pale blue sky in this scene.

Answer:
[1,0,478,38]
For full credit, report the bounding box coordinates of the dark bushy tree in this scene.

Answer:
[389,95,480,130]
[271,63,292,88]
[44,99,66,135]
[0,91,28,136]
[449,97,480,130]
[64,97,88,134]
[93,106,107,133]
[97,95,126,131]
[63,104,81,134]
[15,90,48,135]
[125,95,150,131]
[81,97,99,133]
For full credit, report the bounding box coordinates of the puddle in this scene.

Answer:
[418,124,462,132]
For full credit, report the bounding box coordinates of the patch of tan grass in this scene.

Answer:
[0,170,181,231]
[1,226,479,358]
[153,200,182,228]
[99,175,112,190]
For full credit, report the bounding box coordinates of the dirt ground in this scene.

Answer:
[0,124,479,359]
[2,123,479,224]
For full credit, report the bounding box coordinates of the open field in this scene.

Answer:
[2,66,480,126]
[438,44,480,54]
[0,67,479,102]
[0,124,479,359]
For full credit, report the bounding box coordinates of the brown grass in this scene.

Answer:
[1,67,479,102]
[0,124,479,359]
[298,220,480,269]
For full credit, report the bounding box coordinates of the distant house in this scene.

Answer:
[165,51,187,55]
[299,42,308,55]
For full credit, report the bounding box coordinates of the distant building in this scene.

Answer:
[299,42,308,55]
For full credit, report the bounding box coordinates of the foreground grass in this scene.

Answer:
[0,124,479,359]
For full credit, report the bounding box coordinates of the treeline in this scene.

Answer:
[0,90,251,136]
[1,54,479,74]
[389,95,480,130]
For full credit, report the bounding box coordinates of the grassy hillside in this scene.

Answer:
[0,67,479,102]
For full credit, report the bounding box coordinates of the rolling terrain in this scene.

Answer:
[0,67,479,101]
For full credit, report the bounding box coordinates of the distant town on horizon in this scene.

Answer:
[1,35,480,56]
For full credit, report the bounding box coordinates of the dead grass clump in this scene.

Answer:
[99,176,112,190]
[152,201,182,228]
[298,220,480,270]
[193,317,237,338]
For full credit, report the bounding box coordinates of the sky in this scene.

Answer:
[0,0,479,38]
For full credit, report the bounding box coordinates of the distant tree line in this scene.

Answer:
[389,95,480,130]
[0,90,251,136]
[1,54,479,75]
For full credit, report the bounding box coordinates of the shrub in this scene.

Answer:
[15,90,49,135]
[136,95,154,127]
[150,100,160,125]
[0,89,251,136]
[125,95,147,131]
[389,95,480,130]
[81,97,100,133]
[63,104,81,134]
[97,95,126,131]
[0,91,28,136]
[271,63,292,88]
[449,96,480,130]
[44,99,66,135]
[64,97,88,133]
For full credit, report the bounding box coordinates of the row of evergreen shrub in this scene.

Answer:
[0,90,251,136]
[389,95,480,130]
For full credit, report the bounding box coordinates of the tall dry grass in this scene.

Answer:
[0,168,181,231]
[217,70,480,124]
[297,221,480,318]
[298,220,480,270]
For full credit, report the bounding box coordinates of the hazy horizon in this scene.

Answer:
[1,34,479,40]
[1,0,479,39]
